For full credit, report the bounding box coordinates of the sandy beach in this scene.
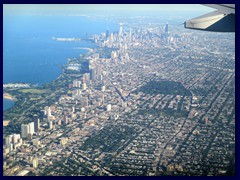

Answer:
[3,121,10,126]
[3,93,15,100]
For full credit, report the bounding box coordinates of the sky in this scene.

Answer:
[3,4,214,15]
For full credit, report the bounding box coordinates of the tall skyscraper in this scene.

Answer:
[58,119,62,126]
[32,158,38,168]
[34,118,40,132]
[107,104,112,111]
[165,22,169,34]
[63,116,68,125]
[29,122,35,134]
[6,135,13,145]
[90,68,96,81]
[5,136,10,146]
[119,23,123,37]
[96,64,102,76]
[21,124,29,138]
[101,85,106,92]
[8,144,13,152]
[13,134,18,144]
[47,107,51,117]
[82,83,87,90]
[82,73,89,82]
[76,80,81,88]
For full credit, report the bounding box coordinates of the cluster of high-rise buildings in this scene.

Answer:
[4,115,40,151]
[33,68,112,132]
[94,22,196,51]
[4,116,41,169]
[21,122,34,139]
[5,134,22,153]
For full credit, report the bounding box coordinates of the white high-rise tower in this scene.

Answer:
[29,122,35,134]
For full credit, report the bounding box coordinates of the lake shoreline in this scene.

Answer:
[3,93,16,101]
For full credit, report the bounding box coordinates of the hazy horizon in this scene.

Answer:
[4,4,213,15]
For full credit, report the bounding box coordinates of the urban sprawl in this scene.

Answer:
[3,19,235,176]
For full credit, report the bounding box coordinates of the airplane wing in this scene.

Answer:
[184,4,235,32]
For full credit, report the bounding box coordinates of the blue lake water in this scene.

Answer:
[3,98,15,111]
[3,15,118,110]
